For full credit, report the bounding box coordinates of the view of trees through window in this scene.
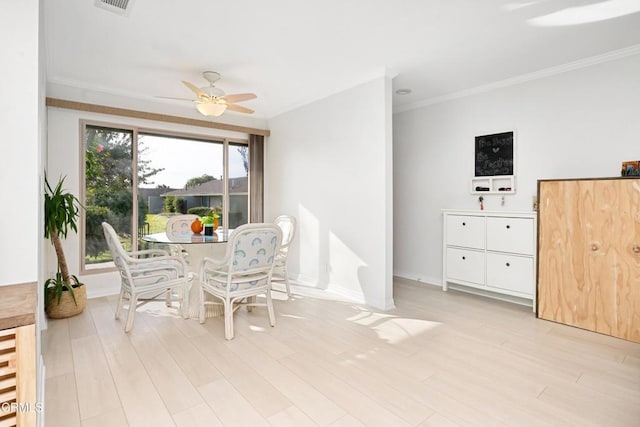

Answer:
[83,123,249,268]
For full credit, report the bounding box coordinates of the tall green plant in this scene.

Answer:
[44,175,82,304]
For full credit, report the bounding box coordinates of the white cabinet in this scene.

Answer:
[486,253,534,294]
[486,217,534,255]
[445,215,485,248]
[443,210,537,310]
[446,247,485,285]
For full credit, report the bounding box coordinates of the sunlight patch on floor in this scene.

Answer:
[371,317,442,343]
[346,309,442,343]
[279,314,307,319]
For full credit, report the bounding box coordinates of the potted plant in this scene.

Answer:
[202,211,220,236]
[44,175,87,318]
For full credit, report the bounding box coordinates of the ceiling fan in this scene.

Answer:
[180,71,257,117]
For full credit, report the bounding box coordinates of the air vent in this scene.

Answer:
[95,0,135,16]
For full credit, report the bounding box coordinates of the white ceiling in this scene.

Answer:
[44,0,640,120]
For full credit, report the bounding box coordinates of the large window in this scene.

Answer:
[82,122,250,271]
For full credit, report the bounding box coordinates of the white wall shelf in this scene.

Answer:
[471,175,515,194]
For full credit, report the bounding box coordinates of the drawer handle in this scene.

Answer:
[506,262,510,267]
[462,222,466,226]
[506,225,510,229]
[462,256,466,260]
[633,245,640,254]
[591,244,599,251]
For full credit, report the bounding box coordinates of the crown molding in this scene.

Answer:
[269,69,393,119]
[394,44,640,114]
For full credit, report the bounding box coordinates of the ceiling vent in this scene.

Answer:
[94,0,135,16]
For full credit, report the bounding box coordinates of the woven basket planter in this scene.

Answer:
[46,284,87,319]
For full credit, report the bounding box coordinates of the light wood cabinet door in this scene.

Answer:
[0,324,36,426]
[538,178,640,343]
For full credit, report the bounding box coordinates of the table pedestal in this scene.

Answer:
[175,242,227,319]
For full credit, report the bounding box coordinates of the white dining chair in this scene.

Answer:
[199,223,281,339]
[164,214,200,305]
[165,213,199,258]
[272,214,297,296]
[102,222,191,332]
[166,214,199,239]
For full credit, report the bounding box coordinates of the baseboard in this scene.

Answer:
[291,273,324,287]
[86,285,120,299]
[290,274,394,310]
[393,271,442,288]
[446,283,534,308]
[326,283,366,305]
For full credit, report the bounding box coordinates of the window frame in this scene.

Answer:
[79,119,249,275]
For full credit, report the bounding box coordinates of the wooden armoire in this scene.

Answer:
[537,177,640,343]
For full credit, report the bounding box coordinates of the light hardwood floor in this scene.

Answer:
[43,277,640,426]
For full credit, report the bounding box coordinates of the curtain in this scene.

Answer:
[249,134,264,222]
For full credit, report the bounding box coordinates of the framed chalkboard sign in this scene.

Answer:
[474,131,514,177]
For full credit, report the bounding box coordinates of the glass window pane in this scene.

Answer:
[137,134,224,247]
[82,125,254,272]
[228,143,249,229]
[84,125,133,266]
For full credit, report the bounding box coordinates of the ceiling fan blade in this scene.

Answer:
[221,93,257,103]
[182,80,208,99]
[225,103,254,114]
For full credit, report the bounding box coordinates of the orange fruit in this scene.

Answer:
[191,218,203,234]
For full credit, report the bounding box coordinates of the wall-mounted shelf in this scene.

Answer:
[471,175,515,194]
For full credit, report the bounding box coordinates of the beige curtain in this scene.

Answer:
[249,134,264,222]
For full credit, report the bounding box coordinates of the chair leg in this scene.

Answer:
[165,288,172,307]
[266,290,276,327]
[224,298,234,340]
[181,284,189,319]
[199,285,206,324]
[283,265,291,297]
[114,289,125,320]
[124,294,138,332]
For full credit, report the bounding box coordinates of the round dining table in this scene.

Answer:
[142,230,228,318]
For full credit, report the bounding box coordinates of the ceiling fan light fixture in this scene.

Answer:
[196,102,227,117]
[180,72,256,117]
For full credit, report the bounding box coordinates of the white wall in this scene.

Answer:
[0,0,41,286]
[393,53,640,285]
[47,106,251,298]
[266,76,394,310]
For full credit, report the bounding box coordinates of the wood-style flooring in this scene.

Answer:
[43,278,640,426]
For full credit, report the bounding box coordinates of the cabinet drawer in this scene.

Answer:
[446,248,485,285]
[486,253,534,295]
[486,217,534,255]
[446,215,485,249]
